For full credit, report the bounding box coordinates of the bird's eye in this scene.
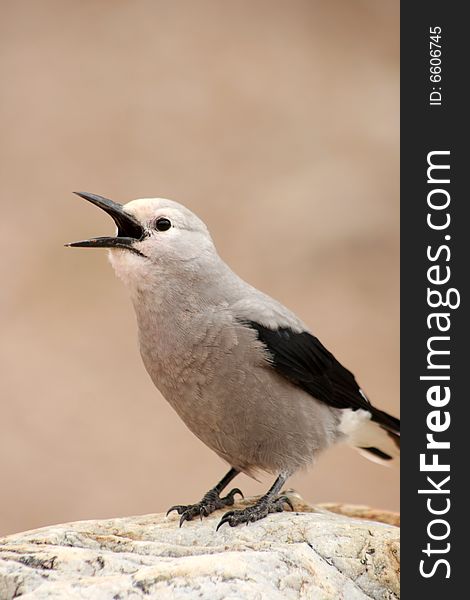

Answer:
[154,217,172,232]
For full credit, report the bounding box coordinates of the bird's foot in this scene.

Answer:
[167,487,244,527]
[216,494,294,530]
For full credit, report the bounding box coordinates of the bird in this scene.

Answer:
[67,191,400,530]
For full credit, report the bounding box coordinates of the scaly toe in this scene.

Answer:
[167,487,246,527]
[216,495,293,530]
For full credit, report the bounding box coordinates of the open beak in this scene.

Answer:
[66,192,145,252]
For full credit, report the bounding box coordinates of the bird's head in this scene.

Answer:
[66,192,217,288]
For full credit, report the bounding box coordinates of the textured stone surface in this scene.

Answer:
[318,503,400,528]
[0,495,400,599]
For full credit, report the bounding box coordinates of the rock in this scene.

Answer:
[317,503,400,528]
[0,494,399,599]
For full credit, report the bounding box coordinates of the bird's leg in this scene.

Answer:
[216,471,293,530]
[166,468,243,526]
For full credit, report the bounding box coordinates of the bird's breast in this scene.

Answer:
[137,307,242,401]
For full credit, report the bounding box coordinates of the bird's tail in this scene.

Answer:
[340,408,400,466]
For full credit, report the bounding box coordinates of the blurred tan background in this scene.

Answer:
[0,0,399,536]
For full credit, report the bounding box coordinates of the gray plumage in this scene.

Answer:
[68,193,399,528]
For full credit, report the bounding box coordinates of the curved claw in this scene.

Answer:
[228,487,244,500]
[179,511,194,527]
[216,511,235,531]
[166,505,185,517]
[279,496,294,511]
[222,487,244,505]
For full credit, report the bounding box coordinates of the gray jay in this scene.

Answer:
[67,192,400,529]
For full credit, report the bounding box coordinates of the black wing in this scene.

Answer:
[246,321,399,434]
